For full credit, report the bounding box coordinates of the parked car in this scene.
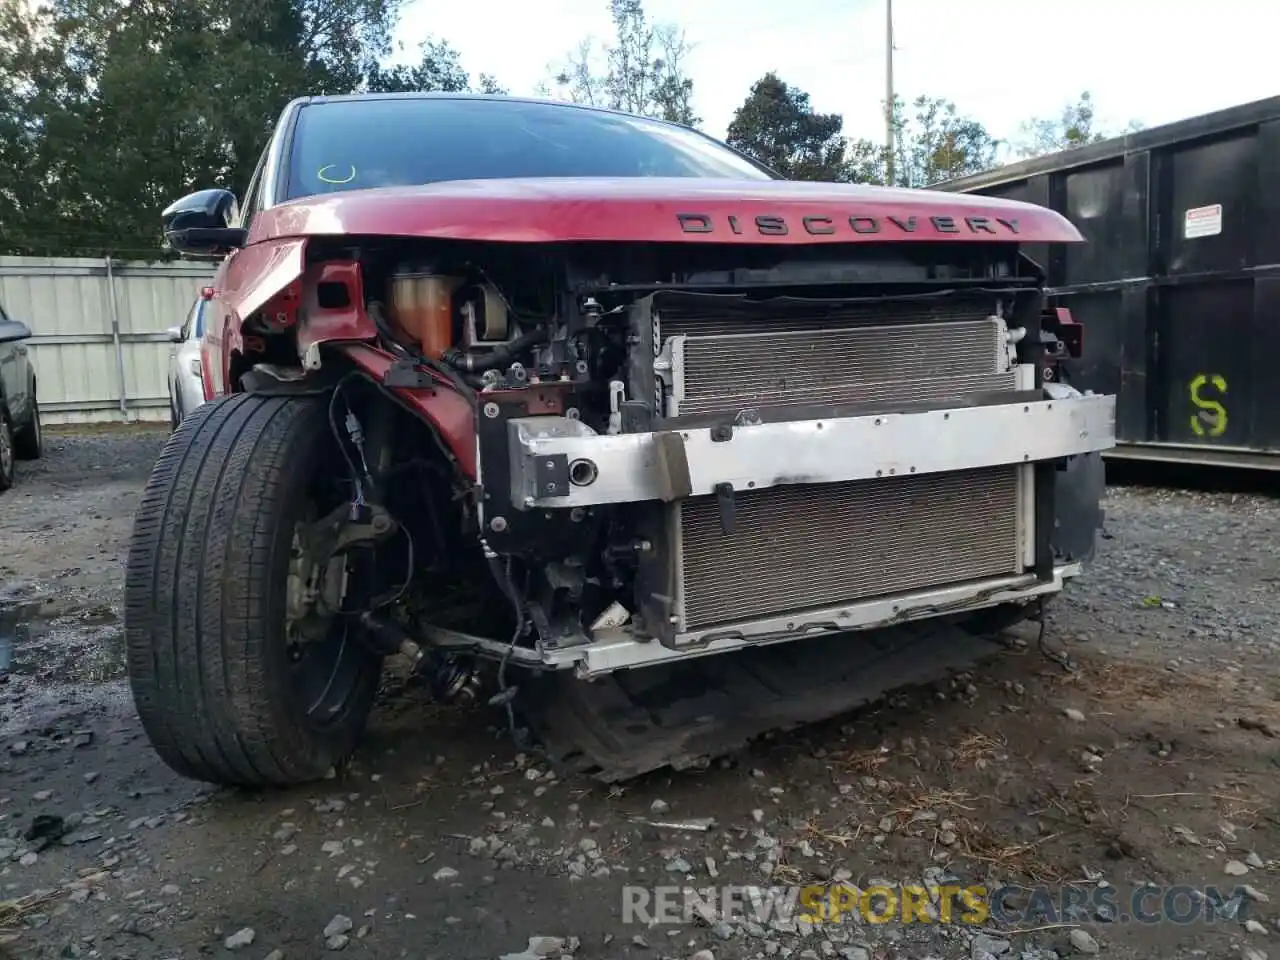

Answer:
[166,293,209,428]
[0,299,42,491]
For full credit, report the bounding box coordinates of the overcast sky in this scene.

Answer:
[394,0,1278,158]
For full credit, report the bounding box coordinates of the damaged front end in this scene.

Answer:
[228,237,1114,689]
[462,285,1112,681]
[132,95,1117,789]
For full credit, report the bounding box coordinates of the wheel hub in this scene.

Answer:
[286,522,349,645]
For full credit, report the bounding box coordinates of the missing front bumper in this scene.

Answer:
[493,389,1114,670]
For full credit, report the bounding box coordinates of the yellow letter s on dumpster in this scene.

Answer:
[1189,374,1228,437]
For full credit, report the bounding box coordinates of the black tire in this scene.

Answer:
[0,407,14,492]
[14,380,41,461]
[124,392,383,786]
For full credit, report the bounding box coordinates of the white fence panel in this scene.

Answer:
[0,256,215,425]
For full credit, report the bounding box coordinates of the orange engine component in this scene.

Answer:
[388,271,461,359]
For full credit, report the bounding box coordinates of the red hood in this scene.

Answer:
[250,177,1083,246]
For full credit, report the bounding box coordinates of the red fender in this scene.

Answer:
[337,343,478,479]
[211,244,477,477]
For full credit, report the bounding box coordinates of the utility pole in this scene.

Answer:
[884,0,895,185]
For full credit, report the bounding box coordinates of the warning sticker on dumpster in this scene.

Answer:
[1184,204,1222,239]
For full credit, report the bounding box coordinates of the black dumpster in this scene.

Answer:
[935,96,1280,469]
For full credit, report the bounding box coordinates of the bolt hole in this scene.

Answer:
[568,458,599,487]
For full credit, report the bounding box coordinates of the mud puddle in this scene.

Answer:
[0,577,130,745]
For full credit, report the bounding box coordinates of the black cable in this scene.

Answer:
[326,374,366,503]
[340,368,471,498]
[366,300,476,401]
[367,522,416,612]
[1034,596,1075,672]
[486,552,528,744]
[442,326,548,373]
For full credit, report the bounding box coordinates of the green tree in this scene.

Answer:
[543,0,698,126]
[0,0,503,259]
[844,95,999,187]
[726,73,850,181]
[1012,91,1145,159]
[366,38,506,94]
[1014,91,1107,159]
[899,95,1000,186]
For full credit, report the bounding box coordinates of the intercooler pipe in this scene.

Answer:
[442,327,548,373]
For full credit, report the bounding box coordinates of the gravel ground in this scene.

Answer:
[1,428,1279,960]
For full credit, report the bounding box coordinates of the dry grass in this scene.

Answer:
[1053,658,1214,705]
[0,889,62,930]
[952,819,1068,883]
[769,863,807,885]
[883,787,977,826]
[840,747,891,775]
[1213,790,1266,825]
[953,731,1006,769]
[803,821,862,849]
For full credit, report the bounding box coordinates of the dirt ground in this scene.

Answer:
[2,427,1279,960]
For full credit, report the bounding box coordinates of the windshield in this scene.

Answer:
[284,97,775,201]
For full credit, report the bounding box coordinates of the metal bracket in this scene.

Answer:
[382,359,437,390]
[304,501,398,561]
[714,482,737,535]
[534,453,570,499]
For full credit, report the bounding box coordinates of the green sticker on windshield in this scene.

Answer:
[317,164,357,185]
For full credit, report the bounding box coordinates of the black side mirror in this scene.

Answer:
[161,189,248,259]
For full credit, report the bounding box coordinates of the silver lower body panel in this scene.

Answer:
[545,564,1081,679]
[427,563,1082,679]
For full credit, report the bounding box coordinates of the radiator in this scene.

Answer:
[675,467,1023,630]
[665,316,1015,416]
[656,295,1027,632]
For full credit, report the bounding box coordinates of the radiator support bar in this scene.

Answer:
[508,393,1116,510]
[548,564,1081,678]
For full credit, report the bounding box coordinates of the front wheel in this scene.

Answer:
[14,381,41,460]
[124,392,384,786]
[0,408,14,491]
